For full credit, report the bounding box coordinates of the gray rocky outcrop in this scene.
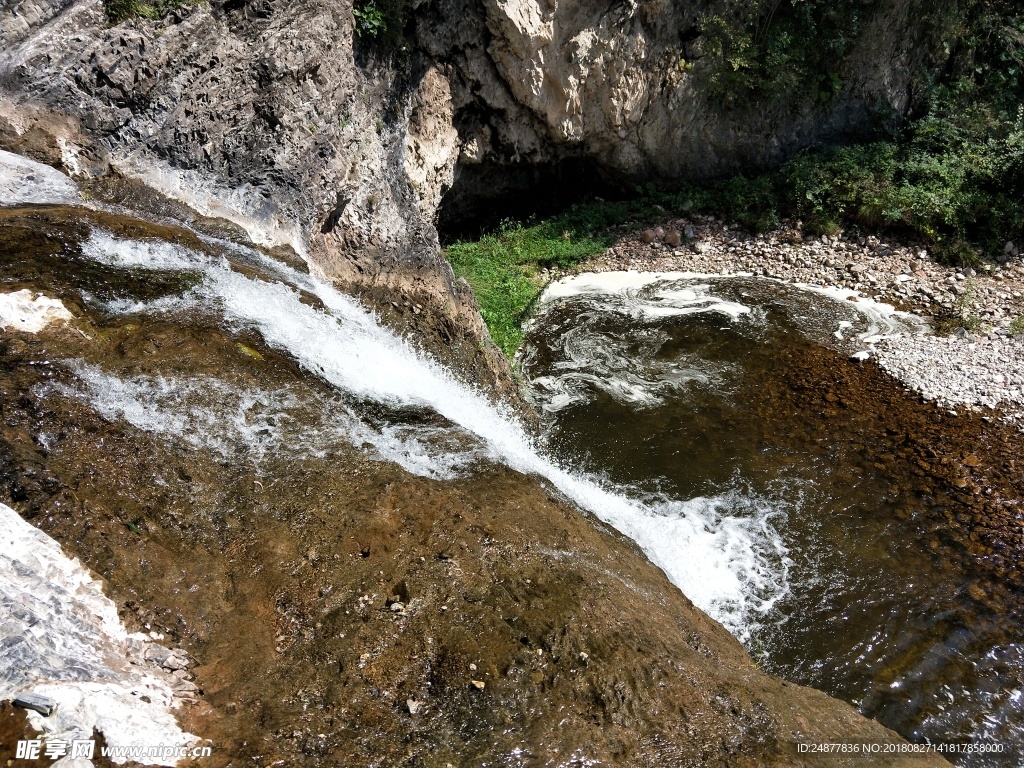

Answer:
[2,0,933,312]
[0,0,517,394]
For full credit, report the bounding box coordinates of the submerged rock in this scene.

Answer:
[0,150,79,206]
[0,289,73,333]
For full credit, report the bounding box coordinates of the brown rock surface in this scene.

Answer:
[0,206,948,766]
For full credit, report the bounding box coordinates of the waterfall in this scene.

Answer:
[72,229,791,641]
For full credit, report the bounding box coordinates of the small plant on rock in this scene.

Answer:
[952,279,982,332]
[353,0,387,38]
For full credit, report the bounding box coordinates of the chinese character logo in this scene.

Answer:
[71,739,96,759]
[44,739,69,759]
[16,740,41,760]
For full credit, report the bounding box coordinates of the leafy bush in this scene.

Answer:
[697,0,874,105]
[353,0,386,38]
[351,0,413,49]
[673,107,1024,263]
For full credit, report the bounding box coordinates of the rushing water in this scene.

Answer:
[6,215,789,643]
[3,198,1022,764]
[520,272,1024,766]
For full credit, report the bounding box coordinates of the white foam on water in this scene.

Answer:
[542,271,927,348]
[792,282,929,345]
[0,289,74,332]
[0,502,199,765]
[526,321,727,413]
[71,229,792,640]
[82,231,215,272]
[540,270,752,320]
[47,362,484,481]
[524,273,756,412]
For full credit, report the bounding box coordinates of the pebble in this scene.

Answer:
[874,334,1024,419]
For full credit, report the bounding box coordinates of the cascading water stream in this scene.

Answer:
[69,229,791,642]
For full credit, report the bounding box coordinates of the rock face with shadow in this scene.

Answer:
[1,0,937,386]
[420,0,926,223]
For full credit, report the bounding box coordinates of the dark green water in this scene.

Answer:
[521,274,1023,766]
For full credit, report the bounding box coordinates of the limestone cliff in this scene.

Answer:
[421,0,922,222]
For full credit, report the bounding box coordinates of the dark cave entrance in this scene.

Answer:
[436,157,625,244]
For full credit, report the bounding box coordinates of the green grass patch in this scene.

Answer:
[444,200,683,357]
[444,219,607,358]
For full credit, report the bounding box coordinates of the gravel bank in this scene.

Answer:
[565,216,1024,423]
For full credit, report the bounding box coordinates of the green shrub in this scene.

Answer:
[957,280,980,327]
[353,0,386,38]
[671,109,1024,262]
[698,0,874,105]
[351,0,413,49]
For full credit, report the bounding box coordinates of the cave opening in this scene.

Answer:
[436,157,626,245]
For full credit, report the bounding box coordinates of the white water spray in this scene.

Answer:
[74,230,791,641]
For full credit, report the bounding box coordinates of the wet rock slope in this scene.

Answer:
[0,0,964,764]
